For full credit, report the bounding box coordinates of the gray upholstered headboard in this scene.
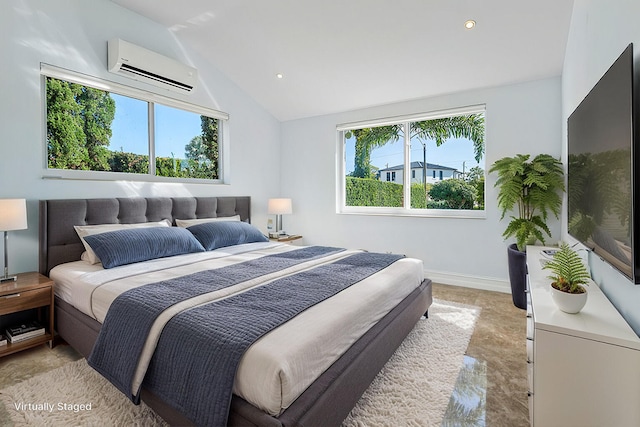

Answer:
[39,197,251,276]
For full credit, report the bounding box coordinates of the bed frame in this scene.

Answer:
[39,197,433,427]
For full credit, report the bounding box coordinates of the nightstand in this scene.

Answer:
[270,234,303,244]
[0,272,54,357]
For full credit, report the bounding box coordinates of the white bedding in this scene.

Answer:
[50,241,424,415]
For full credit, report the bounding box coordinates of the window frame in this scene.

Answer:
[41,63,230,184]
[336,104,486,218]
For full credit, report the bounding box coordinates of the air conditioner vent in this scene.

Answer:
[108,38,197,93]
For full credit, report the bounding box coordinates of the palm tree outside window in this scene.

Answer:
[340,105,486,213]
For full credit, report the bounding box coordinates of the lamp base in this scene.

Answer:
[0,275,17,282]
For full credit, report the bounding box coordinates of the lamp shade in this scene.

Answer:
[268,198,292,215]
[0,199,28,231]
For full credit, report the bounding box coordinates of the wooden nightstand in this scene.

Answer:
[270,234,302,244]
[0,272,54,357]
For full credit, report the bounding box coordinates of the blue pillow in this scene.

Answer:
[84,227,205,269]
[187,221,268,251]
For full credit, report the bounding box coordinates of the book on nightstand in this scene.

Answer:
[6,321,45,343]
[0,334,6,346]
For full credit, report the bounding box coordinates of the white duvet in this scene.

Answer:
[50,242,424,415]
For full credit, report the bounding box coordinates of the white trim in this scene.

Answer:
[41,169,226,185]
[148,103,156,175]
[339,207,486,219]
[336,104,485,131]
[41,63,229,120]
[402,122,411,208]
[425,269,510,294]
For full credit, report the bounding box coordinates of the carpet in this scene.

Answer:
[0,299,479,426]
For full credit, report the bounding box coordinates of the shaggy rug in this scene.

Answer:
[0,299,479,426]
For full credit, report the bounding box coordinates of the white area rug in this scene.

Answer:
[0,300,479,426]
[343,300,480,427]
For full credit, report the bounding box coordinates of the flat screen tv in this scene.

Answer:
[567,43,639,283]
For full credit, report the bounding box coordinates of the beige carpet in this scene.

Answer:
[0,300,479,426]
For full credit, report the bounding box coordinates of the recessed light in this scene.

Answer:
[464,20,476,29]
[276,73,284,79]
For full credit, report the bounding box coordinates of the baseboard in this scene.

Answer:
[424,269,510,294]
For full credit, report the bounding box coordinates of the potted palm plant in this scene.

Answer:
[543,242,590,313]
[489,154,564,309]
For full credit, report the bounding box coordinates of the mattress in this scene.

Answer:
[50,241,424,415]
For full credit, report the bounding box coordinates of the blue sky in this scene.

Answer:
[109,94,202,158]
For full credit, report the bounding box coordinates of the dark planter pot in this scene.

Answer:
[507,243,527,309]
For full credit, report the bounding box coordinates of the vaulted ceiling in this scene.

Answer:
[111,0,575,121]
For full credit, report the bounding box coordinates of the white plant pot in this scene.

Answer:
[550,285,588,314]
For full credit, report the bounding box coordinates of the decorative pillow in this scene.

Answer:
[75,220,171,264]
[83,227,205,269]
[175,215,241,228]
[187,221,268,251]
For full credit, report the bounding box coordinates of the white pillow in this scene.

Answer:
[175,215,241,228]
[75,219,171,264]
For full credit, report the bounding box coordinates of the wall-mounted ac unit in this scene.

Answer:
[107,38,198,93]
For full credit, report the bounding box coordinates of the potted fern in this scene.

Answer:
[489,154,564,309]
[543,242,591,313]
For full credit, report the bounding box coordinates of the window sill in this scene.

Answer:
[42,169,226,185]
[338,207,486,219]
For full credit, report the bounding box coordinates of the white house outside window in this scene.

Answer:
[337,105,486,217]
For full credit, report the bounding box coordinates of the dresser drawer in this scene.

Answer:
[0,287,51,316]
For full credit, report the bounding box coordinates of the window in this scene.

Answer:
[42,65,228,182]
[338,105,486,216]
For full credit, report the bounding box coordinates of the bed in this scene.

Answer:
[39,196,433,426]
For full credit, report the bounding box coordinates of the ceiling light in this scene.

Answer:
[276,73,284,79]
[464,20,476,29]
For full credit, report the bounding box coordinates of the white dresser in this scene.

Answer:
[526,246,640,427]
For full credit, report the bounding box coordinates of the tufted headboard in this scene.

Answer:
[39,196,251,276]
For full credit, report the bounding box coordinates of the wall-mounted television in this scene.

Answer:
[567,43,639,283]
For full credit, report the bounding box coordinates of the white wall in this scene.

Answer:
[562,0,640,334]
[280,77,562,291]
[0,0,570,300]
[0,0,281,274]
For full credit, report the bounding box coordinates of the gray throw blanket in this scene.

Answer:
[90,249,403,426]
[88,246,343,400]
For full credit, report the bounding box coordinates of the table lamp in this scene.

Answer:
[0,199,27,282]
[267,198,292,236]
